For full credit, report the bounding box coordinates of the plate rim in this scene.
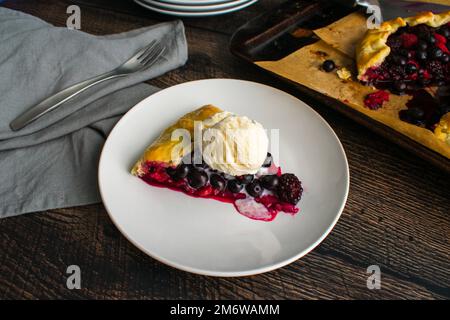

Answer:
[133,0,258,17]
[138,0,252,12]
[156,0,237,4]
[98,78,350,277]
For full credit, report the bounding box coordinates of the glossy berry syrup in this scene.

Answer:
[139,161,300,222]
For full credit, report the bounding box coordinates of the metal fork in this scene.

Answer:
[10,40,166,131]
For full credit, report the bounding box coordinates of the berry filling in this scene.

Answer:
[399,89,450,130]
[138,153,302,222]
[363,24,450,93]
[364,90,390,110]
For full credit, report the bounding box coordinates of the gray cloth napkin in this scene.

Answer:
[0,8,188,218]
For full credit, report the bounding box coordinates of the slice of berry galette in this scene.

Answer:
[131,105,303,221]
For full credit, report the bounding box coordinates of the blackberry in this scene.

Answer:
[414,25,432,40]
[387,36,402,50]
[426,60,445,79]
[277,174,303,205]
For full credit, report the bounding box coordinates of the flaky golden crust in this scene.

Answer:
[435,112,450,145]
[131,105,223,176]
[356,11,450,81]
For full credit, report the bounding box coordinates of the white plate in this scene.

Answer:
[134,0,257,16]
[156,0,236,4]
[140,0,251,12]
[98,79,349,277]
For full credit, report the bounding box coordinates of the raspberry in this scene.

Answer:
[435,33,450,54]
[364,91,390,110]
[277,174,303,205]
[400,33,418,48]
[434,33,447,45]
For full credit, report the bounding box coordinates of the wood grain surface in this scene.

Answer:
[0,0,449,300]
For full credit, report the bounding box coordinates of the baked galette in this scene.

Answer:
[356,11,450,92]
[256,10,450,160]
[132,105,303,221]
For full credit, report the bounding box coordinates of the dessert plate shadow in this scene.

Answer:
[98,79,349,277]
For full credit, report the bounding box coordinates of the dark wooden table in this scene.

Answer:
[0,0,449,300]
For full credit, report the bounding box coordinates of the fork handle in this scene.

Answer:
[10,70,125,131]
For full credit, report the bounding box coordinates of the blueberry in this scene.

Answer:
[210,174,226,191]
[406,63,417,74]
[237,174,254,185]
[227,180,243,193]
[166,166,177,178]
[260,175,279,190]
[408,107,425,120]
[417,40,428,50]
[172,164,190,181]
[246,181,263,198]
[399,109,425,126]
[417,50,428,61]
[441,53,449,63]
[322,60,336,72]
[394,81,407,94]
[439,103,450,115]
[395,55,407,66]
[262,153,272,167]
[399,109,410,122]
[438,28,450,38]
[419,78,431,88]
[399,49,413,59]
[430,48,443,59]
[187,169,208,189]
[426,34,436,44]
[411,118,426,126]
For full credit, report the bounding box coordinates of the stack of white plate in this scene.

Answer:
[134,0,259,17]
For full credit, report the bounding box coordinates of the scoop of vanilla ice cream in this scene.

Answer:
[202,112,269,176]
